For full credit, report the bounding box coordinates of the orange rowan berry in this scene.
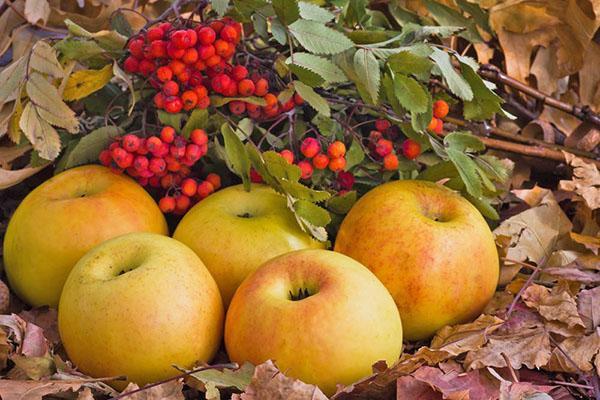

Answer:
[312,153,329,170]
[383,153,399,170]
[328,157,346,172]
[433,100,449,119]
[205,173,221,190]
[402,139,421,160]
[327,141,346,158]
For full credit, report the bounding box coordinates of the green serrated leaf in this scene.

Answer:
[299,1,335,22]
[460,63,502,120]
[221,123,251,190]
[293,80,330,116]
[382,72,402,114]
[288,64,325,87]
[0,57,27,106]
[233,0,268,21]
[64,19,127,51]
[26,73,79,133]
[30,42,64,78]
[190,363,254,392]
[423,0,482,43]
[55,38,105,61]
[389,4,420,25]
[476,155,511,183]
[289,19,354,55]
[465,193,499,219]
[19,102,61,161]
[293,199,331,226]
[388,51,432,77]
[444,131,485,152]
[410,91,433,132]
[111,11,133,37]
[286,53,346,84]
[280,180,331,202]
[182,109,208,138]
[345,139,365,170]
[273,0,300,25]
[353,49,380,104]
[430,48,473,101]
[397,23,463,45]
[211,96,267,107]
[393,73,428,114]
[212,0,230,16]
[263,151,302,181]
[157,111,184,132]
[271,18,288,45]
[57,126,122,171]
[245,143,280,188]
[447,148,481,198]
[327,190,357,214]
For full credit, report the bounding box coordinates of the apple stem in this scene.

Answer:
[109,362,239,399]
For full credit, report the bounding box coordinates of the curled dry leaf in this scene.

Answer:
[545,329,600,373]
[0,379,83,400]
[232,360,327,400]
[559,152,600,210]
[464,326,551,370]
[577,286,600,332]
[119,380,185,400]
[498,380,555,400]
[18,308,59,346]
[521,284,585,329]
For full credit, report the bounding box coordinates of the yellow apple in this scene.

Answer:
[58,232,223,387]
[334,180,499,341]
[173,184,325,307]
[224,249,402,396]
[3,165,168,307]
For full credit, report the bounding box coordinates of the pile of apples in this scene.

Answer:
[3,160,499,395]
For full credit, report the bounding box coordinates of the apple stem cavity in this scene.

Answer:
[288,287,314,301]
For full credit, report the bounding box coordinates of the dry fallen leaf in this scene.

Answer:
[232,360,327,400]
[498,380,555,400]
[578,286,600,332]
[545,329,600,373]
[0,379,83,400]
[522,284,585,329]
[119,380,185,400]
[559,152,600,210]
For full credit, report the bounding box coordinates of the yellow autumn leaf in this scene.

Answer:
[62,64,113,102]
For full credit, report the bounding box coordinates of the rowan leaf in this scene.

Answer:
[444,131,485,153]
[286,53,347,84]
[387,51,433,77]
[54,38,105,61]
[64,19,127,52]
[0,57,27,106]
[446,148,482,198]
[393,74,428,114]
[461,63,503,120]
[353,49,380,103]
[182,109,209,139]
[272,0,300,25]
[430,48,473,101]
[298,1,334,22]
[293,199,331,227]
[57,126,123,171]
[30,42,63,78]
[293,80,330,116]
[19,102,61,160]
[221,123,251,191]
[423,0,482,43]
[288,19,354,55]
[456,0,492,34]
[62,64,113,101]
[212,0,230,16]
[25,73,79,133]
[345,139,365,170]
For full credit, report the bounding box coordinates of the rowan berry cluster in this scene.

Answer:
[99,126,221,214]
[122,17,303,119]
[427,99,449,135]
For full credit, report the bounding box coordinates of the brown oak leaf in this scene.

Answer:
[0,380,83,400]
[545,329,600,373]
[578,286,600,332]
[559,152,600,210]
[522,284,585,329]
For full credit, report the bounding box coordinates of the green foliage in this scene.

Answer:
[56,126,123,172]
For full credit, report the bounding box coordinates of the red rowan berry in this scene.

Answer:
[146,136,163,153]
[337,171,355,190]
[149,40,167,58]
[194,85,208,99]
[427,117,440,132]
[312,153,329,170]
[181,178,198,197]
[231,65,248,81]
[149,175,161,188]
[164,96,183,113]
[136,139,149,155]
[250,168,263,183]
[138,59,156,76]
[147,27,164,42]
[186,29,198,47]
[158,22,172,32]
[433,100,449,119]
[229,100,246,115]
[209,20,225,34]
[111,147,128,163]
[206,173,221,190]
[171,30,191,49]
[99,150,112,166]
[182,48,199,64]
[153,142,170,158]
[166,157,181,172]
[133,155,149,171]
[237,79,255,96]
[166,41,185,59]
[185,144,201,161]
[263,93,278,107]
[220,25,239,43]
[177,68,191,83]
[182,90,199,110]
[159,196,176,213]
[160,174,175,189]
[254,78,269,96]
[169,59,186,75]
[122,134,141,152]
[149,157,167,174]
[281,99,295,112]
[433,118,443,135]
[160,126,176,143]
[327,141,346,158]
[214,39,230,57]
[402,139,421,160]
[375,119,391,132]
[293,92,304,105]
[279,149,294,164]
[190,129,208,145]
[383,153,399,170]
[198,44,216,60]
[205,54,221,67]
[375,138,393,157]
[197,180,215,199]
[329,157,346,172]
[211,74,232,93]
[300,137,321,158]
[263,104,279,118]
[297,160,313,180]
[128,38,144,58]
[194,59,206,71]
[197,95,210,109]
[156,66,173,82]
[222,81,238,97]
[117,151,134,169]
[162,80,179,96]
[197,26,217,45]
[123,56,139,73]
[369,130,382,143]
[174,195,191,214]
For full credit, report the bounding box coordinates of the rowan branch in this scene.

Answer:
[479,64,600,128]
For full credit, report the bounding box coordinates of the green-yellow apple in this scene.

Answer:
[58,232,223,387]
[224,249,402,396]
[3,165,168,307]
[334,180,499,341]
[173,184,325,307]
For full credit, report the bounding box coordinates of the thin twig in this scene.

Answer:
[505,257,546,319]
[109,363,238,399]
[479,64,600,128]
[501,257,538,271]
[550,380,594,390]
[501,353,519,383]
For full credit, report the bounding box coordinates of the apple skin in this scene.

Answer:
[3,165,168,307]
[334,180,499,341]
[225,249,402,396]
[173,184,325,307]
[58,232,223,388]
